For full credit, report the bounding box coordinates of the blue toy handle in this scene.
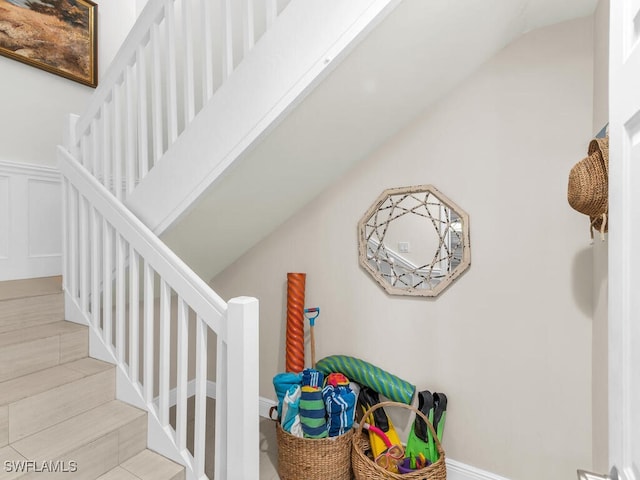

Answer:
[304,307,320,327]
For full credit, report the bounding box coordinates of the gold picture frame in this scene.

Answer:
[0,0,97,87]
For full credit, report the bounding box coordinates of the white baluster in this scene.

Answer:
[125,65,137,195]
[143,262,155,404]
[194,316,208,478]
[129,246,140,384]
[90,207,101,327]
[137,44,149,178]
[164,0,178,143]
[61,178,69,292]
[113,83,123,201]
[214,330,227,479]
[79,195,90,314]
[221,0,234,79]
[158,279,171,426]
[202,0,214,101]
[91,117,100,181]
[102,219,113,347]
[115,233,126,362]
[151,23,164,165]
[183,0,195,124]
[242,0,254,57]
[68,185,78,301]
[176,297,189,452]
[102,102,112,194]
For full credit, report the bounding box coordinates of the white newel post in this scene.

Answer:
[226,296,260,480]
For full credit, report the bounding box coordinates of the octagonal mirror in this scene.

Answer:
[358,185,470,297]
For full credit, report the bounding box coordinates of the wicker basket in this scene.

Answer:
[275,422,353,480]
[352,401,447,480]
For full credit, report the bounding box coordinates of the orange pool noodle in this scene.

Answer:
[286,273,306,373]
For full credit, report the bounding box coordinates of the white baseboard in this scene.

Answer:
[446,459,512,480]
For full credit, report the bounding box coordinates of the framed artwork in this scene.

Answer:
[0,0,97,87]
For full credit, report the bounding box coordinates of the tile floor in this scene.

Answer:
[260,417,280,479]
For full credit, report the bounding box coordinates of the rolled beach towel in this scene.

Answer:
[323,384,356,437]
[299,386,328,439]
[273,372,302,420]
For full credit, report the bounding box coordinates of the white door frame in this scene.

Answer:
[608,1,640,479]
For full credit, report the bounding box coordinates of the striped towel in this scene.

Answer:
[281,385,303,437]
[323,384,356,437]
[273,372,302,420]
[301,368,324,389]
[299,386,328,439]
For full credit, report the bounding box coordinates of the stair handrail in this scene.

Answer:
[59,138,259,480]
[72,0,290,201]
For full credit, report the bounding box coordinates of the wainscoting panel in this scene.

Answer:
[0,161,62,281]
[0,176,9,260]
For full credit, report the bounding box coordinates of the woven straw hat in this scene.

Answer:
[568,136,608,237]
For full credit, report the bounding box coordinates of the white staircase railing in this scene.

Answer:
[71,0,290,199]
[58,140,259,480]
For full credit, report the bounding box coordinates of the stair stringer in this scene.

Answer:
[63,290,197,479]
[126,0,401,236]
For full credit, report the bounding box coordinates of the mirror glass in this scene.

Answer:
[358,185,470,297]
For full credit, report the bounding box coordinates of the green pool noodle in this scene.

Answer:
[316,355,415,405]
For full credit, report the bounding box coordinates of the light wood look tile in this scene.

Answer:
[20,431,119,480]
[9,368,115,443]
[59,330,89,363]
[0,294,64,333]
[117,414,147,464]
[11,400,146,460]
[122,449,184,480]
[0,321,84,348]
[0,445,27,480]
[0,337,59,383]
[97,466,139,480]
[0,365,83,406]
[0,276,61,302]
[0,406,6,447]
[63,358,113,377]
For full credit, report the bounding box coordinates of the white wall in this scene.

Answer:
[0,0,136,168]
[211,17,594,480]
[0,0,137,280]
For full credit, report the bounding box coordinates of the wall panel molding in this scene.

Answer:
[0,161,62,281]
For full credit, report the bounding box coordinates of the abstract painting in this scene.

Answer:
[0,0,97,87]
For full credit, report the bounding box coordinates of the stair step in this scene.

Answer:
[2,359,115,444]
[0,293,64,334]
[0,276,61,302]
[0,445,26,480]
[119,449,184,480]
[11,401,147,479]
[0,321,88,383]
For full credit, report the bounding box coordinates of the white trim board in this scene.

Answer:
[0,160,60,180]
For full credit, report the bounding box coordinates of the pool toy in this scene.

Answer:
[316,355,415,404]
[285,273,305,373]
